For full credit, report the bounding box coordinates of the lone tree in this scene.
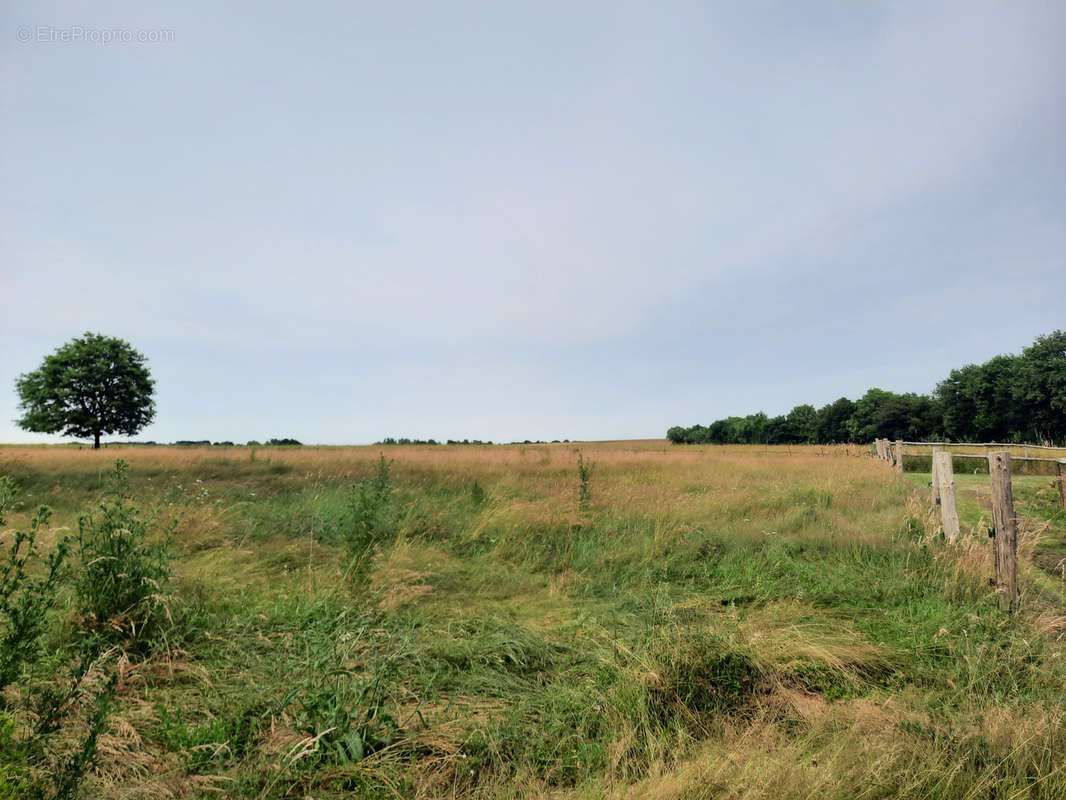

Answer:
[15,333,156,449]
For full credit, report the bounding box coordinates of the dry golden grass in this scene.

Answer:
[6,441,1066,800]
[0,442,893,541]
[0,440,868,486]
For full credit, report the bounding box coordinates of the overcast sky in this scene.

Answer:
[2,1,1064,444]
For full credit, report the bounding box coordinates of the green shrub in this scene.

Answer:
[74,460,172,643]
[0,476,117,799]
[0,497,68,694]
[343,454,394,567]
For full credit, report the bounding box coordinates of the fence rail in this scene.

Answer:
[874,438,1066,469]
[924,452,1065,464]
[901,441,1065,452]
[898,441,1066,464]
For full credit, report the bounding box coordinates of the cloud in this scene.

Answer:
[2,1,1063,442]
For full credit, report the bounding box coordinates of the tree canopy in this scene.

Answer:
[15,333,156,449]
[667,330,1066,446]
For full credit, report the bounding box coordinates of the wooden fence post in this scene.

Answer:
[895,440,903,473]
[933,451,960,542]
[1056,459,1065,509]
[988,451,1019,613]
[930,446,942,507]
[875,439,882,460]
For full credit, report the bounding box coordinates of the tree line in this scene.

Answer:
[667,330,1066,446]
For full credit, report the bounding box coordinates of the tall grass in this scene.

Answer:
[0,442,1064,798]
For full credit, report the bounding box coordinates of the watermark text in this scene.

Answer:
[17,25,175,44]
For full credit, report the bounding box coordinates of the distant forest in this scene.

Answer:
[667,331,1066,446]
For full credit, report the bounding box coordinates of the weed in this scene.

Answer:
[74,460,173,645]
[577,453,594,511]
[4,637,117,800]
[40,672,117,800]
[281,619,400,767]
[343,454,394,569]
[156,702,267,772]
[0,477,121,800]
[0,503,68,693]
[0,478,15,525]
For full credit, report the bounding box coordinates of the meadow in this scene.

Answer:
[2,441,1066,799]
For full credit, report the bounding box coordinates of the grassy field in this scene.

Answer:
[2,442,1066,799]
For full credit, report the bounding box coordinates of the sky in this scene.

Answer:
[2,1,1064,445]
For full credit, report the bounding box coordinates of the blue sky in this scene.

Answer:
[2,1,1064,444]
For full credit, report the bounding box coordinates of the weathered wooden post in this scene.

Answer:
[933,451,960,542]
[1056,459,1065,509]
[930,446,942,507]
[895,440,903,473]
[875,439,882,460]
[988,451,1019,613]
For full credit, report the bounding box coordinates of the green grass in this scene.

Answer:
[2,444,1066,798]
[907,470,1066,579]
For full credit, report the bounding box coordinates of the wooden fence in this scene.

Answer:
[900,439,1066,464]
[875,438,1066,483]
[873,438,1066,613]
[874,439,1066,614]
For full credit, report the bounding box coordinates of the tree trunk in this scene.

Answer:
[93,432,101,449]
